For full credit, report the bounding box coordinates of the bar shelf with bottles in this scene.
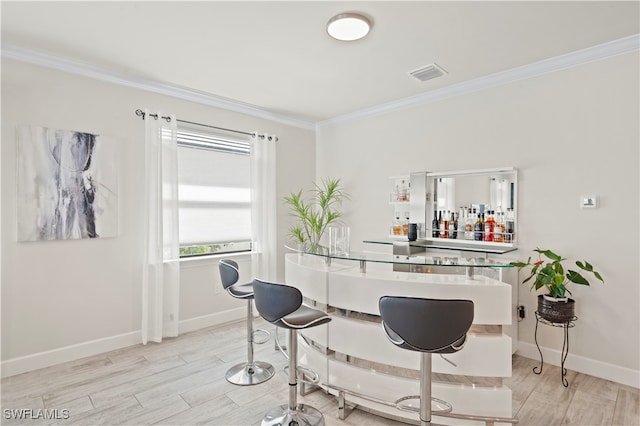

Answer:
[425,167,518,248]
[429,205,516,247]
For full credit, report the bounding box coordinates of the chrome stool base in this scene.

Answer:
[261,404,324,426]
[225,361,275,386]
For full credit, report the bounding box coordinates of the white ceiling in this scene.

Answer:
[2,1,639,125]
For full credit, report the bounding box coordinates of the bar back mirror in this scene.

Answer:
[426,167,518,247]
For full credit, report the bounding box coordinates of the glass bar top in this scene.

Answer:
[286,244,514,268]
[363,238,518,255]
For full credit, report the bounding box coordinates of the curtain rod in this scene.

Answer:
[134,109,277,142]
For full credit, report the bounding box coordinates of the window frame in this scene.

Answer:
[176,126,252,258]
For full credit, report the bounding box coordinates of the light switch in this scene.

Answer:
[581,195,597,209]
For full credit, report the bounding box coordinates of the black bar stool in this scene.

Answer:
[252,278,332,426]
[379,296,474,426]
[218,259,275,386]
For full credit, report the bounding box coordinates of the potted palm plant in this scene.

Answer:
[284,178,349,252]
[511,248,604,322]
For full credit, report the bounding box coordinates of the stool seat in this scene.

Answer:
[253,279,331,329]
[253,279,331,426]
[379,296,473,354]
[278,305,332,329]
[379,296,474,426]
[226,282,254,299]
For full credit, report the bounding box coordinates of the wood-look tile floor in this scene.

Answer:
[1,318,638,426]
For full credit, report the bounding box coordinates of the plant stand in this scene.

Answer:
[533,311,577,387]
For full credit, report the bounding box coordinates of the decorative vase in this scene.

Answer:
[537,294,575,323]
[328,226,350,256]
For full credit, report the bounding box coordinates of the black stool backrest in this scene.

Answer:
[253,279,303,324]
[219,259,240,290]
[379,296,474,354]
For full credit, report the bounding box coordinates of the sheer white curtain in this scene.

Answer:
[141,109,180,344]
[250,133,277,282]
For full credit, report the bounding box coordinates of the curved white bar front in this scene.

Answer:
[285,253,513,425]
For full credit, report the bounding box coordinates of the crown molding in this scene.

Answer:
[3,34,638,132]
[317,33,640,128]
[1,44,316,131]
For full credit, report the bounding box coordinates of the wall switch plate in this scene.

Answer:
[581,195,597,208]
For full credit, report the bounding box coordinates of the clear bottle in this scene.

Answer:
[505,208,515,242]
[494,212,505,242]
[457,207,466,239]
[465,208,475,240]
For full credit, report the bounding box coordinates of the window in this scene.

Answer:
[177,126,252,257]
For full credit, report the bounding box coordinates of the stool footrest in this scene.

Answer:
[253,328,271,345]
[283,365,320,385]
[332,385,520,425]
[394,395,452,414]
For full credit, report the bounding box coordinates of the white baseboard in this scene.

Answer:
[517,341,640,389]
[178,307,246,334]
[0,331,141,378]
[1,307,246,378]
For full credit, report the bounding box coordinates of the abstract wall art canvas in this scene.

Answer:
[16,125,118,241]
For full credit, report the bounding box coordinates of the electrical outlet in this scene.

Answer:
[517,305,526,319]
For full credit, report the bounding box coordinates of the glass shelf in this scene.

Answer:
[363,239,518,255]
[286,244,514,269]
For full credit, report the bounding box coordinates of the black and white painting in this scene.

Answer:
[16,125,117,241]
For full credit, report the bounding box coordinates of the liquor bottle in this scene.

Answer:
[449,212,457,239]
[457,207,466,239]
[484,210,495,242]
[441,210,449,238]
[505,208,515,242]
[494,212,505,242]
[465,208,475,240]
[474,212,484,241]
[399,180,408,201]
[432,210,440,238]
[392,215,400,235]
[440,210,451,238]
[402,212,410,236]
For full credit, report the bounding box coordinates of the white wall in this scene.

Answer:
[316,52,639,386]
[0,59,315,374]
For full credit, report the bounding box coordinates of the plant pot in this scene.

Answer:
[538,294,575,323]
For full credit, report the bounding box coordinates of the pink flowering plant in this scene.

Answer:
[510,248,604,298]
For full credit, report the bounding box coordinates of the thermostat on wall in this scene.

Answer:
[581,195,597,209]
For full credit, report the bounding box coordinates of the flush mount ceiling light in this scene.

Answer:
[327,13,372,41]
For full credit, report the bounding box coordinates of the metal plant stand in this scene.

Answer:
[533,311,577,387]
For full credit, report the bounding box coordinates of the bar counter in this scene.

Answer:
[284,250,515,425]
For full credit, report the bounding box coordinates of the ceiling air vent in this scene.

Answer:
[408,63,447,82]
